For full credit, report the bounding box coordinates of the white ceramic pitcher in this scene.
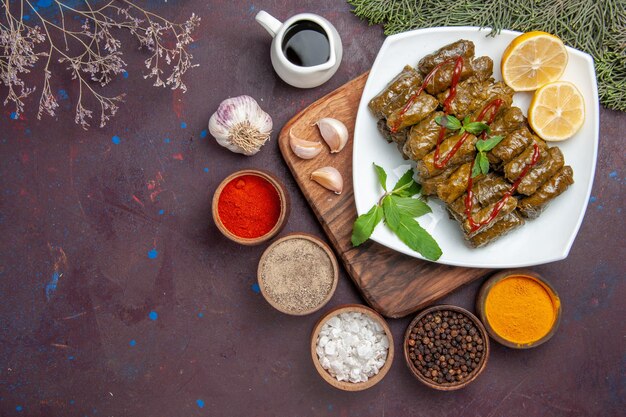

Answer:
[255,10,343,88]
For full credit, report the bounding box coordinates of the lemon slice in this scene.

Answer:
[528,81,585,141]
[501,31,568,91]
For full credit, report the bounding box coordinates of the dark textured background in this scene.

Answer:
[0,1,624,416]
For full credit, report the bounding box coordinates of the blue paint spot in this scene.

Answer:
[203,167,209,173]
[251,283,260,294]
[163,138,170,143]
[597,205,604,210]
[16,405,23,412]
[45,271,60,301]
[70,400,75,405]
[37,0,52,7]
[328,404,333,411]
[122,71,129,79]
[112,135,121,144]
[23,14,30,20]
[10,112,18,120]
[200,129,207,138]
[58,89,69,100]
[129,339,137,347]
[196,399,205,409]
[249,5,255,12]
[180,122,187,129]
[158,209,165,215]
[148,311,158,321]
[609,170,617,178]
[198,312,204,318]
[25,128,31,135]
[589,196,597,203]
[68,355,75,360]
[148,248,158,259]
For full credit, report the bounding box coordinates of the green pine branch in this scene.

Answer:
[347,0,626,112]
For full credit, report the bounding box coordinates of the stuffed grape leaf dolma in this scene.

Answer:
[402,111,446,161]
[436,78,513,120]
[416,133,478,180]
[489,107,526,137]
[519,166,574,218]
[504,138,549,182]
[368,65,422,118]
[468,212,525,248]
[517,147,565,195]
[420,166,458,196]
[386,93,439,131]
[447,174,510,222]
[462,196,518,237]
[418,40,475,75]
[436,162,476,204]
[423,56,493,95]
[489,127,535,165]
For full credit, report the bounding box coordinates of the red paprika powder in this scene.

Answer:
[217,174,281,238]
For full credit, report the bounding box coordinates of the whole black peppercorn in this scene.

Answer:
[406,308,486,387]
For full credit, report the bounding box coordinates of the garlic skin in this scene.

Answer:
[209,95,273,156]
[311,167,343,194]
[316,118,348,153]
[289,128,323,159]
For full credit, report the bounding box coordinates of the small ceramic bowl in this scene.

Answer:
[311,304,394,391]
[212,169,290,245]
[404,305,489,391]
[476,269,561,349]
[257,233,338,316]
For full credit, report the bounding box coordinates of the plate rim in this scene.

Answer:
[352,26,599,268]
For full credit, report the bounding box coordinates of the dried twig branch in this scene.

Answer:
[0,0,200,128]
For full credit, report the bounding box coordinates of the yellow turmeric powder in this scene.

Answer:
[485,275,559,346]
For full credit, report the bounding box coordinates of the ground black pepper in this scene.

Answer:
[406,310,485,385]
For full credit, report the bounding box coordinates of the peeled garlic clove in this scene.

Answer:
[289,128,323,159]
[311,167,343,194]
[316,118,348,153]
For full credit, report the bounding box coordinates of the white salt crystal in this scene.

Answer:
[315,311,389,384]
[326,316,341,328]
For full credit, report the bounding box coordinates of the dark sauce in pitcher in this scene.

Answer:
[281,20,330,67]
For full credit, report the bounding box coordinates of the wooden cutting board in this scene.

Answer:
[278,73,491,318]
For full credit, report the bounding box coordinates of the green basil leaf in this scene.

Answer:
[383,197,442,261]
[464,121,490,135]
[393,168,414,190]
[471,154,482,178]
[373,163,387,191]
[389,195,432,218]
[435,115,462,131]
[351,204,384,246]
[479,152,490,175]
[479,135,505,152]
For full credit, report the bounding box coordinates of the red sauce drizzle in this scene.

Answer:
[390,57,460,133]
[465,143,541,233]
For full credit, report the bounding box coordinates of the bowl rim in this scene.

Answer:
[310,304,395,391]
[403,304,490,391]
[257,232,339,316]
[212,169,290,246]
[476,269,562,349]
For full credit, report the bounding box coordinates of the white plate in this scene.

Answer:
[353,27,599,268]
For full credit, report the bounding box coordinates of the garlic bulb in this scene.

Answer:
[209,95,273,156]
[316,118,348,153]
[311,167,343,194]
[289,128,323,159]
